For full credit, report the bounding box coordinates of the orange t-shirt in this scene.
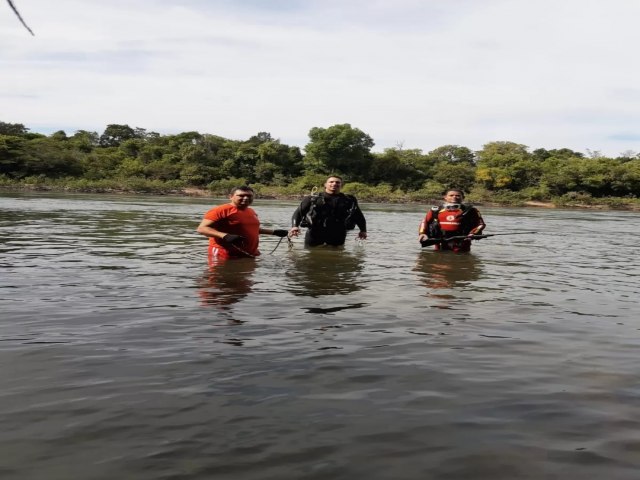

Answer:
[204,204,261,257]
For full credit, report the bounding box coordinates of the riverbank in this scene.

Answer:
[174,187,640,211]
[2,184,639,211]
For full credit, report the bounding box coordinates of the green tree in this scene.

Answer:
[476,141,539,190]
[221,144,259,182]
[0,121,29,136]
[616,150,639,161]
[99,124,137,147]
[0,134,27,177]
[257,140,303,179]
[119,138,146,158]
[247,132,274,145]
[431,163,477,193]
[426,145,476,165]
[532,148,584,161]
[22,137,83,177]
[576,158,618,196]
[166,131,203,151]
[82,149,126,180]
[613,159,640,196]
[117,157,145,178]
[138,144,165,164]
[69,130,99,153]
[540,156,620,197]
[50,130,68,141]
[304,124,374,180]
[420,145,477,191]
[370,148,424,189]
[179,163,220,186]
[253,161,279,184]
[144,153,182,181]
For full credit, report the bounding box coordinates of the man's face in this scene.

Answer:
[443,190,463,204]
[324,177,343,194]
[229,190,254,209]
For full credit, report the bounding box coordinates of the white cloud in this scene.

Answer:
[2,0,640,155]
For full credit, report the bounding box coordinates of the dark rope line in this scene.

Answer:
[268,236,287,255]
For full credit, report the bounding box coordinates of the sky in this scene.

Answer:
[2,0,640,157]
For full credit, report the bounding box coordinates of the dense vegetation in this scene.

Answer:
[1,121,639,208]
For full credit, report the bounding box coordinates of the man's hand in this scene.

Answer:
[289,227,300,238]
[222,234,244,245]
[358,231,367,240]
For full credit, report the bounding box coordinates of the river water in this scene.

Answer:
[1,192,639,479]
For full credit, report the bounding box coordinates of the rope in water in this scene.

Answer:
[229,234,294,257]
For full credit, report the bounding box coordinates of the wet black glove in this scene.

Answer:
[421,238,441,247]
[222,234,244,245]
[272,229,289,238]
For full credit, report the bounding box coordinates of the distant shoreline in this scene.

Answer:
[152,188,640,211]
[2,184,639,211]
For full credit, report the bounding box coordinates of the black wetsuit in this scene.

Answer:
[292,192,366,246]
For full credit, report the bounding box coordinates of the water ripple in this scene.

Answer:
[2,195,640,479]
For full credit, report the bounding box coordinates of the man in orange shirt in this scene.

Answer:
[197,186,288,261]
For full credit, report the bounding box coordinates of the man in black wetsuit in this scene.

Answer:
[289,175,367,247]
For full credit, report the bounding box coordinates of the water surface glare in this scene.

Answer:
[1,192,640,479]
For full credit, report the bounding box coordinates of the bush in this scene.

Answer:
[488,190,527,205]
[287,174,330,194]
[553,191,594,206]
[519,186,552,202]
[343,183,408,202]
[406,181,445,203]
[207,177,248,195]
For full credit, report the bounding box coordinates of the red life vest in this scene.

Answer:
[436,207,465,232]
[419,204,485,238]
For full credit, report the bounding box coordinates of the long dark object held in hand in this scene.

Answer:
[421,232,537,247]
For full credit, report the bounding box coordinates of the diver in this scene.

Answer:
[289,175,367,247]
[418,188,485,253]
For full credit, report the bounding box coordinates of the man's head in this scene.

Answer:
[443,188,465,204]
[324,175,343,195]
[229,186,255,209]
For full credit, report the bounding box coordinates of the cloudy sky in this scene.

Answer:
[2,0,640,156]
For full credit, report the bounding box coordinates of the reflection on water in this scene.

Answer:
[3,193,640,480]
[304,303,367,315]
[414,251,483,289]
[197,258,257,313]
[285,247,366,298]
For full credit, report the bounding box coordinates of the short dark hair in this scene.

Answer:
[326,175,343,183]
[230,185,254,195]
[443,188,465,198]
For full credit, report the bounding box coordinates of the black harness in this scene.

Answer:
[300,193,358,229]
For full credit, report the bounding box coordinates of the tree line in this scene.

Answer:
[1,121,639,206]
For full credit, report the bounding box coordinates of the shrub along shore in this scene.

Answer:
[1,121,639,210]
[2,180,638,211]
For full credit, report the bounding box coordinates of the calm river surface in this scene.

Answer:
[1,192,639,479]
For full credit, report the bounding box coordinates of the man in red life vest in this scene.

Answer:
[418,188,486,253]
[197,186,288,261]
